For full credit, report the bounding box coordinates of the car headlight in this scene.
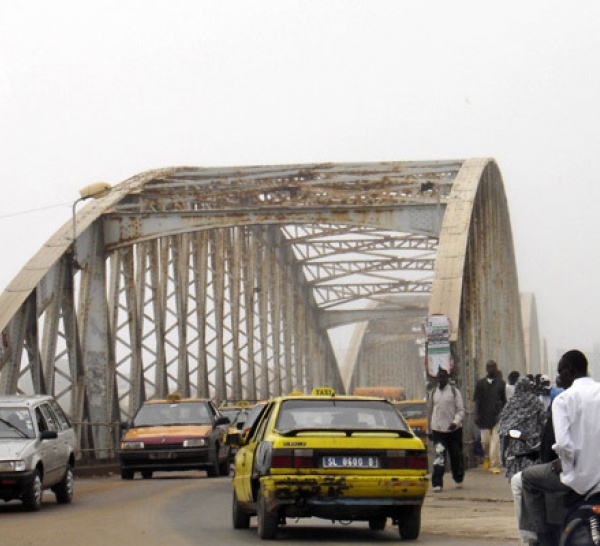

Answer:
[121,441,144,450]
[0,460,26,472]
[183,438,207,448]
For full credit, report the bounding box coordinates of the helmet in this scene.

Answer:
[539,374,551,385]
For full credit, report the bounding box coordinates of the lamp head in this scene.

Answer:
[79,182,111,200]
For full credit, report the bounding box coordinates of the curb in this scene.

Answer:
[430,494,513,504]
[74,463,120,478]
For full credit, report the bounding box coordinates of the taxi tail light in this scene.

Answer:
[270,448,314,469]
[271,449,293,468]
[386,450,428,470]
[294,449,314,468]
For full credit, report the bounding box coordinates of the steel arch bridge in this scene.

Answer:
[0,157,529,459]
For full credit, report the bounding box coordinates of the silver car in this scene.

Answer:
[0,395,77,511]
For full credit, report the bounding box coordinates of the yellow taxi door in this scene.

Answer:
[234,403,273,502]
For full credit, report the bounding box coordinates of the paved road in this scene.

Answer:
[0,468,520,545]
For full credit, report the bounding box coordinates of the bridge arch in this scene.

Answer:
[0,159,526,458]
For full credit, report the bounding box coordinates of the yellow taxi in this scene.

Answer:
[394,399,428,444]
[218,401,253,432]
[119,394,232,480]
[228,388,429,540]
[219,401,255,461]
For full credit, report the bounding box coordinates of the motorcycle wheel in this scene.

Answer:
[560,516,593,546]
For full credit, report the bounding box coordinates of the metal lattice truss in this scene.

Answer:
[0,159,531,458]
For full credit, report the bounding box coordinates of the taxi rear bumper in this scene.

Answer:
[260,474,427,519]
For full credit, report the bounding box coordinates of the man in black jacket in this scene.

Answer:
[473,360,507,473]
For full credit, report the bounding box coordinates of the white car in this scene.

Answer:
[0,395,78,511]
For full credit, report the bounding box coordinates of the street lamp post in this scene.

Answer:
[72,182,112,268]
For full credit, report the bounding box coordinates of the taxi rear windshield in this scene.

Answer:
[276,399,408,432]
[132,402,211,427]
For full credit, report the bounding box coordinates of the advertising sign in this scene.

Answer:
[423,315,453,377]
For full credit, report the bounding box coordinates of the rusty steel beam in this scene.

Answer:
[0,159,532,460]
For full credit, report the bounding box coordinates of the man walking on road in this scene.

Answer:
[473,360,506,473]
[427,368,465,492]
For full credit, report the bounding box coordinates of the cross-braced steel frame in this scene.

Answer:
[0,158,532,460]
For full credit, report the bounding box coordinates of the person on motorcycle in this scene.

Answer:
[520,350,600,546]
[510,381,558,545]
[498,376,546,480]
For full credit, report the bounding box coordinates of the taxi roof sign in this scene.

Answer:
[312,387,335,397]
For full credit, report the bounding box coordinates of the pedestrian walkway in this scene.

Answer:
[422,467,520,544]
[428,466,514,502]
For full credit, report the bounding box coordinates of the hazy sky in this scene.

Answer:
[1,1,599,365]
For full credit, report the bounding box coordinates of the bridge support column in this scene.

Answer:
[78,223,112,458]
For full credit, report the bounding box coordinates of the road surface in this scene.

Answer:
[0,471,520,545]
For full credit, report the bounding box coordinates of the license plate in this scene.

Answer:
[322,455,379,468]
[149,452,176,460]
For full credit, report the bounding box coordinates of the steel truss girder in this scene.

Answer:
[0,159,531,461]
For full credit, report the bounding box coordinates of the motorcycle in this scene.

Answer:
[559,492,600,546]
[508,429,600,546]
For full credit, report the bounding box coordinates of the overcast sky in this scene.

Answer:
[1,1,599,367]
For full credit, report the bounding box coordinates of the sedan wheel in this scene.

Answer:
[257,488,278,539]
[121,468,134,480]
[53,464,74,503]
[219,454,231,476]
[232,490,250,529]
[398,505,421,540]
[22,469,43,511]
[206,448,220,478]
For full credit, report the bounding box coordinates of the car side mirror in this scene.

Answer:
[40,430,58,440]
[216,416,231,426]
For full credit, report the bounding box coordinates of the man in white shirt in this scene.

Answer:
[427,368,465,492]
[519,350,600,546]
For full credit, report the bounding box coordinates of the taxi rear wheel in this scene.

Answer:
[369,517,386,531]
[232,490,250,529]
[397,505,421,540]
[257,488,278,539]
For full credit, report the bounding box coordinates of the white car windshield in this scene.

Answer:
[0,408,34,439]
